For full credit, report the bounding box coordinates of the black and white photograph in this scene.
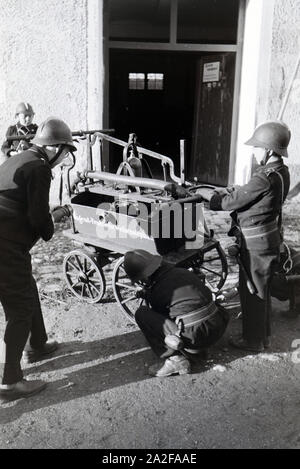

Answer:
[0,0,300,453]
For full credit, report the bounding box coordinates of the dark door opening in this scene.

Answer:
[109,49,235,184]
[109,50,196,177]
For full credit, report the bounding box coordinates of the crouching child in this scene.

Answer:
[123,249,229,377]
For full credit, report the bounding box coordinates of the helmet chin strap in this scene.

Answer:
[261,150,273,166]
[261,149,282,166]
[49,144,66,168]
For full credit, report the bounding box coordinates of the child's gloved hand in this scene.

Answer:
[8,150,18,157]
[135,287,148,299]
[19,140,31,151]
[51,205,72,223]
[213,186,235,197]
[164,183,189,199]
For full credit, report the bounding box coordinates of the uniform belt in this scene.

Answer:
[241,220,278,240]
[0,195,23,212]
[175,301,218,328]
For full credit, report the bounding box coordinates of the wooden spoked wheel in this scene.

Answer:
[112,257,145,322]
[63,249,106,304]
[188,241,228,292]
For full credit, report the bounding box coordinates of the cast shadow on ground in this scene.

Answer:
[0,330,153,424]
[0,328,235,424]
[0,306,298,424]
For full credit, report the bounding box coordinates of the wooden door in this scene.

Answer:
[190,53,236,186]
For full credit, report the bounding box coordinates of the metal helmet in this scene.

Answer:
[245,120,291,157]
[15,102,35,117]
[32,117,77,151]
[124,250,163,282]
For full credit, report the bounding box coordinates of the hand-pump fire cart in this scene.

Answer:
[61,131,228,322]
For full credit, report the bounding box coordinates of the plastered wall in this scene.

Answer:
[0,0,90,203]
[259,0,300,186]
[0,0,89,133]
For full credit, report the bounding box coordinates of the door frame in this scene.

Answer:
[102,0,246,183]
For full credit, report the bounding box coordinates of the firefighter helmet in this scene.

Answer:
[245,120,291,157]
[32,117,76,151]
[124,250,162,282]
[15,102,35,117]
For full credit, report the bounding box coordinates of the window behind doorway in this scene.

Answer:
[109,0,239,44]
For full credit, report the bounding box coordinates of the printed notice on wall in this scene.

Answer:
[203,62,220,83]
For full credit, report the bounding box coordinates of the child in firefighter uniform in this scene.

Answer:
[0,117,76,402]
[209,120,291,352]
[123,250,229,377]
[1,102,38,158]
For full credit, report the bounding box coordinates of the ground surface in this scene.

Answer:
[0,198,300,449]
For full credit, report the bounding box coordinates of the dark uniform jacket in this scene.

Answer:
[146,263,213,318]
[210,160,290,227]
[0,145,54,248]
[138,263,229,351]
[210,160,290,249]
[1,123,38,157]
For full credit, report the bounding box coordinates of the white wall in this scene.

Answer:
[236,0,300,187]
[235,0,274,185]
[269,0,300,186]
[0,0,88,136]
[0,0,105,203]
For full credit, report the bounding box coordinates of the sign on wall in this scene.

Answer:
[203,62,220,83]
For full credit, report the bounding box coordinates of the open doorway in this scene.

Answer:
[107,0,243,185]
[110,50,196,177]
[109,49,235,184]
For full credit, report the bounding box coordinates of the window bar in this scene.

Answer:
[170,0,178,45]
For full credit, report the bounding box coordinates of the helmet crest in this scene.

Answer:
[15,102,35,117]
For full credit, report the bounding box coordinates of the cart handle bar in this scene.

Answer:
[6,129,115,142]
[92,132,182,185]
